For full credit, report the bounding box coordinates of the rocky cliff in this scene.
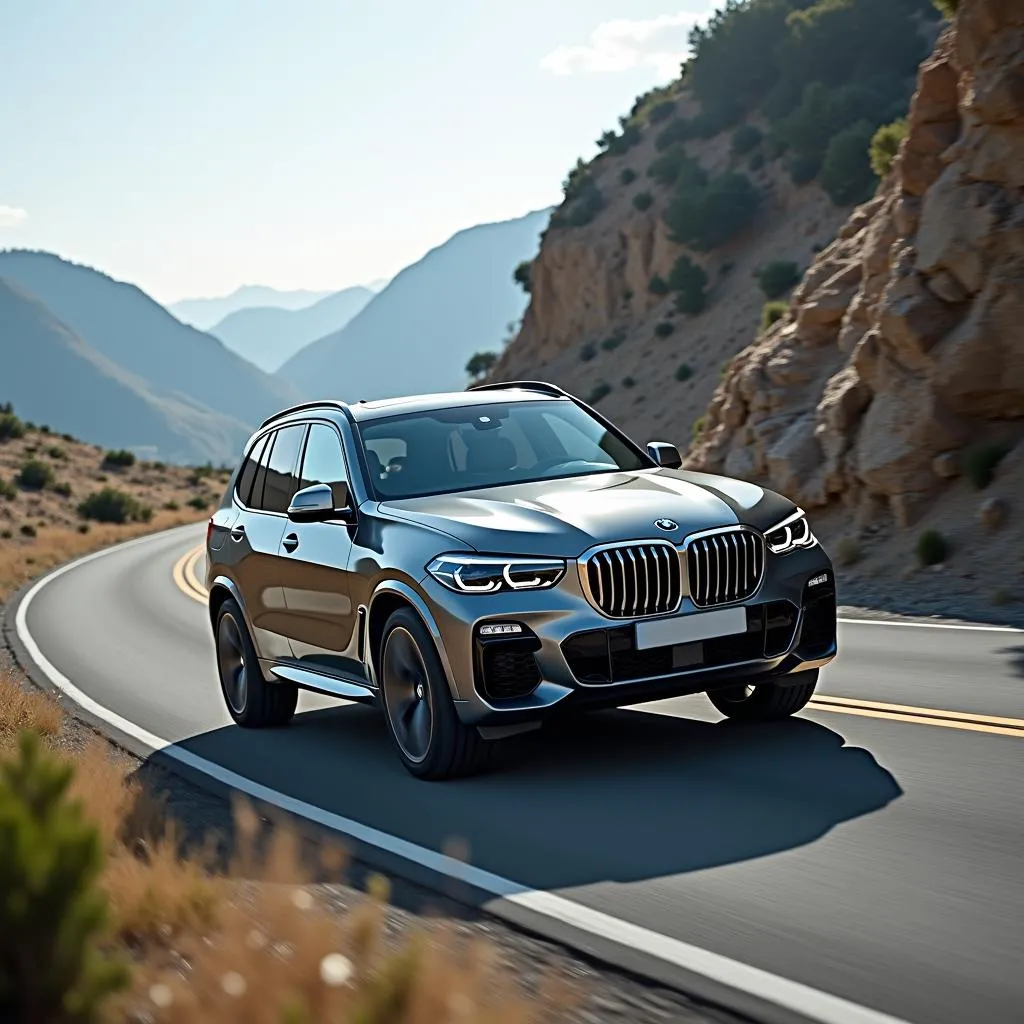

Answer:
[687,0,1023,615]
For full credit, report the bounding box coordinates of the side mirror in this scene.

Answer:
[647,441,682,469]
[287,483,354,523]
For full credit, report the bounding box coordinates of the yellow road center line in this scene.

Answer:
[171,544,1023,738]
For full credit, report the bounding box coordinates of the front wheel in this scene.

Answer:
[379,607,492,780]
[215,597,297,728]
[706,669,818,721]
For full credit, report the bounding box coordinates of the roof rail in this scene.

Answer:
[259,399,348,429]
[467,380,569,398]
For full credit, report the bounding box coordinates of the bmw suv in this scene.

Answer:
[205,381,837,780]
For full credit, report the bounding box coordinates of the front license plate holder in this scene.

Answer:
[635,606,748,650]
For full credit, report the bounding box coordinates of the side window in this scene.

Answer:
[298,423,349,507]
[235,434,269,506]
[250,431,277,509]
[261,424,306,514]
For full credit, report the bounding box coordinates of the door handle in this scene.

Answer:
[229,525,246,542]
[282,533,299,553]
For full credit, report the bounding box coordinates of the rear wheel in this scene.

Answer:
[215,597,297,727]
[379,607,492,780]
[706,669,818,721]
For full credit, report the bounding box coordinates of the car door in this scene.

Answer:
[278,421,360,678]
[231,423,306,662]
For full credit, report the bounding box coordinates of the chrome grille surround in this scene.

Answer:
[683,525,765,608]
[578,539,683,619]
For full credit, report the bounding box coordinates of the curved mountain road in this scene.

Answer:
[6,524,1024,1024]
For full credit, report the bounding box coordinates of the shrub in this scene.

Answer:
[761,300,789,330]
[757,260,801,299]
[787,150,822,185]
[870,118,908,178]
[649,99,677,123]
[601,332,625,351]
[0,731,129,1021]
[19,524,36,538]
[749,151,765,171]
[566,188,604,226]
[0,478,16,501]
[151,461,166,471]
[648,145,707,190]
[16,459,55,491]
[619,168,637,185]
[61,432,76,443]
[731,124,763,157]
[579,341,598,362]
[663,172,760,252]
[622,376,636,389]
[933,0,957,16]
[187,495,209,511]
[676,363,694,382]
[964,443,1010,490]
[633,191,654,212]
[0,409,26,442]
[916,529,949,567]
[649,274,669,295]
[587,383,612,404]
[692,415,707,440]
[46,445,67,460]
[513,260,532,293]
[77,487,150,524]
[820,119,878,205]
[39,424,50,434]
[52,481,73,498]
[77,523,90,534]
[465,351,498,381]
[622,288,633,302]
[667,255,708,315]
[163,500,181,511]
[0,530,10,539]
[102,449,136,469]
[654,118,693,152]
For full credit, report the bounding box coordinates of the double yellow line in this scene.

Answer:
[171,543,1022,740]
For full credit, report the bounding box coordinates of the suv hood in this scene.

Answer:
[377,468,792,558]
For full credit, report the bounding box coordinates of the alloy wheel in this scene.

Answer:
[217,612,248,715]
[382,626,433,763]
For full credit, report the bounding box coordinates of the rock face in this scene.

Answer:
[688,0,1024,529]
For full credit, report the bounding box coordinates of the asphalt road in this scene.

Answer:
[9,524,1024,1024]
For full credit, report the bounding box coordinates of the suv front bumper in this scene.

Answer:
[416,543,838,727]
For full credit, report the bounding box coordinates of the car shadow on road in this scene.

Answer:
[134,702,903,895]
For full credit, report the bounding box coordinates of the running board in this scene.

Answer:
[270,665,377,703]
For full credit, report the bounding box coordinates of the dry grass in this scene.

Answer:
[0,676,577,1023]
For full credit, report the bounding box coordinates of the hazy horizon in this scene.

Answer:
[0,1,711,304]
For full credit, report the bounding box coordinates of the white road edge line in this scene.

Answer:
[838,616,1021,633]
[14,528,917,1024]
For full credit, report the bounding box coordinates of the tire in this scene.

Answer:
[706,669,819,722]
[215,597,297,728]
[378,607,492,780]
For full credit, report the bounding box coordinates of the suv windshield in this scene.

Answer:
[356,398,651,500]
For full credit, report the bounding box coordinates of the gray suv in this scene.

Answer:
[205,381,837,779]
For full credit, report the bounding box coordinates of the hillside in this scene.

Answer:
[488,0,941,452]
[278,210,550,401]
[0,278,252,465]
[209,285,375,372]
[688,0,1024,618]
[0,251,302,430]
[170,284,336,330]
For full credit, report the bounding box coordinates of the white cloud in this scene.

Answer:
[540,11,710,79]
[0,206,27,228]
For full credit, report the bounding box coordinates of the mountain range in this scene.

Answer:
[278,208,550,401]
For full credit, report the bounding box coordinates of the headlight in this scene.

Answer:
[426,554,566,593]
[765,509,817,555]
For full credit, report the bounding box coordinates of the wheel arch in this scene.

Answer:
[367,581,462,699]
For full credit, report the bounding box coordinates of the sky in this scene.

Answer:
[0,0,713,304]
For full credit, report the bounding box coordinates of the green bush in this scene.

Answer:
[964,443,1010,490]
[187,495,209,511]
[870,118,908,178]
[654,118,693,152]
[648,145,708,190]
[761,300,789,330]
[933,0,957,15]
[19,523,36,538]
[580,341,597,362]
[16,459,55,491]
[663,172,760,252]
[601,332,625,351]
[757,260,801,299]
[0,731,129,1022]
[46,445,67,461]
[77,487,150,524]
[820,119,878,205]
[587,383,612,404]
[692,415,707,440]
[916,529,949,566]
[0,478,16,500]
[676,363,694,382]
[0,409,26,442]
[648,99,677,123]
[633,191,654,212]
[787,151,822,185]
[465,351,498,381]
[654,321,675,338]
[649,274,669,296]
[749,151,765,171]
[61,432,76,443]
[0,529,10,539]
[513,260,532,293]
[622,376,636,389]
[77,523,90,534]
[163,500,181,511]
[731,125,763,157]
[667,255,709,315]
[102,449,136,470]
[619,167,637,186]
[52,481,73,498]
[566,188,604,227]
